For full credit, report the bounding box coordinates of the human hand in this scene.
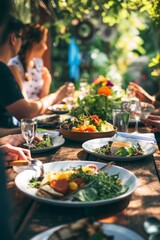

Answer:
[0,134,25,146]
[129,82,155,104]
[0,144,31,163]
[141,115,160,131]
[55,82,75,104]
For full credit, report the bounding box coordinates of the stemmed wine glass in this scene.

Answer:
[129,98,141,133]
[21,118,37,150]
[64,82,75,105]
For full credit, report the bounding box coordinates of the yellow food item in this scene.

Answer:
[112,141,132,152]
[69,181,78,191]
[57,171,72,181]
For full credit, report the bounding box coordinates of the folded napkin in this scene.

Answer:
[117,132,156,143]
[37,130,60,137]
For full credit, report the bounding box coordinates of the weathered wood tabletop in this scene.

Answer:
[6,126,160,240]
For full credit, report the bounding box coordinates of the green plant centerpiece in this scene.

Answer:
[71,75,122,120]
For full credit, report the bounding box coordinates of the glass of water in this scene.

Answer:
[129,98,141,133]
[21,118,37,150]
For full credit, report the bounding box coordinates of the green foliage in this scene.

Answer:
[13,0,159,89]
[149,54,160,77]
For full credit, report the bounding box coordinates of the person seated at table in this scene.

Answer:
[8,23,52,100]
[0,15,74,128]
[128,82,160,109]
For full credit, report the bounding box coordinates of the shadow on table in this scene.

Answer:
[35,196,131,223]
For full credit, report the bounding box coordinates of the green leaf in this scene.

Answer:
[115,147,129,156]
[74,187,98,202]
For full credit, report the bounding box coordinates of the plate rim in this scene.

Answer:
[15,161,138,207]
[48,104,71,114]
[30,222,145,240]
[82,137,156,161]
[31,136,65,153]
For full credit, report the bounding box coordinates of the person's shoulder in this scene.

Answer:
[0,61,7,67]
[0,61,11,72]
[34,58,44,69]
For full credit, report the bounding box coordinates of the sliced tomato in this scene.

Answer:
[50,179,69,194]
[85,164,99,173]
[91,115,100,125]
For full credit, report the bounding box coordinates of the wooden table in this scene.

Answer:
[6,127,160,240]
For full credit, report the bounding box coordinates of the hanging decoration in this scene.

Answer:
[75,20,95,42]
[68,37,81,82]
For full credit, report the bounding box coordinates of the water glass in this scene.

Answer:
[21,118,37,149]
[129,98,141,132]
[140,102,155,119]
[112,108,130,132]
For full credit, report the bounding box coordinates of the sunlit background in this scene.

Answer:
[13,0,160,96]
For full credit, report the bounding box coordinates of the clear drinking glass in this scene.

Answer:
[21,118,37,150]
[65,82,75,105]
[129,98,141,133]
[140,102,155,119]
[126,85,136,98]
[112,108,130,132]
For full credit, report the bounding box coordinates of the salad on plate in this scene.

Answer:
[29,163,129,202]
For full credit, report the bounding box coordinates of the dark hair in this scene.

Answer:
[0,15,24,46]
[0,0,12,24]
[19,23,48,81]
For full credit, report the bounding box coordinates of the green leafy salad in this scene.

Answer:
[29,164,129,202]
[20,133,55,150]
[35,134,55,149]
[94,141,144,157]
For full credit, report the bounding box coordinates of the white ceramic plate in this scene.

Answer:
[36,114,61,128]
[13,136,65,174]
[31,136,65,154]
[15,161,138,207]
[48,104,72,114]
[30,223,144,240]
[82,136,156,161]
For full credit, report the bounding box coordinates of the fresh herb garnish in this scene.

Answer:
[29,177,41,188]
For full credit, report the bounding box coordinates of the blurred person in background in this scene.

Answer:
[128,82,160,131]
[129,82,160,109]
[8,23,52,99]
[0,15,74,128]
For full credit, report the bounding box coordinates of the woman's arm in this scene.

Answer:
[39,66,52,98]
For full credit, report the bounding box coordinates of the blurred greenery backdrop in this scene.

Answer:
[13,0,160,95]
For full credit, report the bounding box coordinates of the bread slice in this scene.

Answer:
[8,160,29,166]
[36,185,63,199]
[111,141,132,153]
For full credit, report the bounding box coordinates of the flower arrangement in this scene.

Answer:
[91,75,114,96]
[71,75,122,121]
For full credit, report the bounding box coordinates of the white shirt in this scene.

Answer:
[8,56,44,99]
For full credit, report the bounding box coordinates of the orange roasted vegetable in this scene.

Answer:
[50,179,69,194]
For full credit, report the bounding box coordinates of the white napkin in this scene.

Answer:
[117,132,156,143]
